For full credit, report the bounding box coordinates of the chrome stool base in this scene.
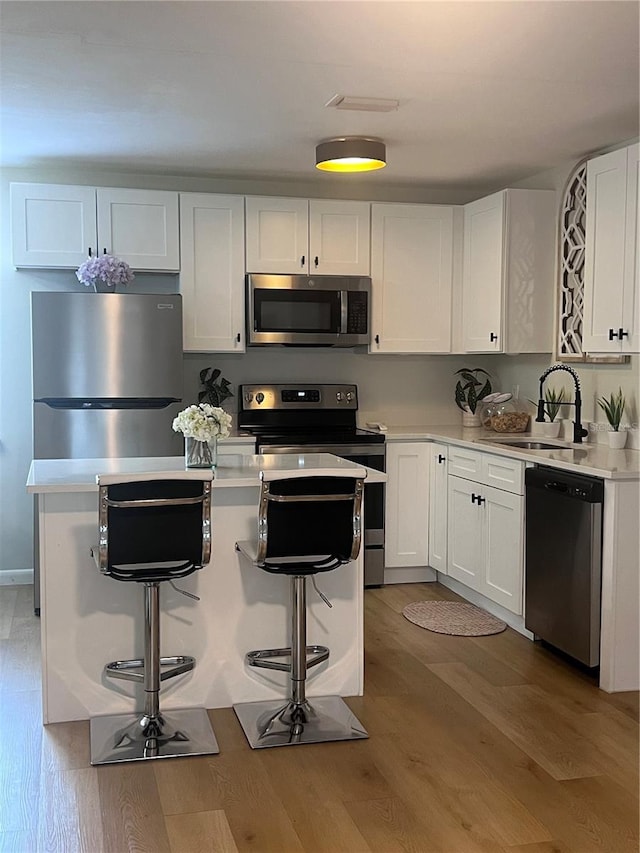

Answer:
[90,707,219,765]
[232,695,368,749]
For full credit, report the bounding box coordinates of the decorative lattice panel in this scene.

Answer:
[558,161,587,360]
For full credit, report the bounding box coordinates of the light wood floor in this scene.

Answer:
[0,583,637,853]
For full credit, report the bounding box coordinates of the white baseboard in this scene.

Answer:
[384,566,437,585]
[436,572,533,640]
[0,568,34,586]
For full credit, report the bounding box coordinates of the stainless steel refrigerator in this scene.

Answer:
[31,291,184,610]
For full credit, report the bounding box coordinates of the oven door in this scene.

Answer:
[257,442,385,587]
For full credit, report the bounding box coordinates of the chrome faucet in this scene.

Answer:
[537,363,588,444]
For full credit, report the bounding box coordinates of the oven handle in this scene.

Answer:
[258,443,385,458]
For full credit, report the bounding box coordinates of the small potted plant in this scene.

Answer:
[538,387,566,438]
[598,388,626,449]
[454,368,492,427]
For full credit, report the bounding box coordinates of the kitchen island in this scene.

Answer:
[27,453,384,724]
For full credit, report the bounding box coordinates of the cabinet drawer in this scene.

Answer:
[448,447,483,479]
[447,445,524,495]
[482,454,524,495]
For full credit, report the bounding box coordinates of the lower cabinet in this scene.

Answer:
[385,442,431,567]
[447,473,524,614]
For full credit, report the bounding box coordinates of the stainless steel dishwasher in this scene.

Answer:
[525,466,604,667]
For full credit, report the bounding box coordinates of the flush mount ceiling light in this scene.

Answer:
[315,137,387,173]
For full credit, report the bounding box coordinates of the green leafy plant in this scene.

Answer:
[598,387,626,431]
[454,368,492,414]
[198,368,233,408]
[528,387,567,422]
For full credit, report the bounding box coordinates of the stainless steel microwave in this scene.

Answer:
[246,274,371,346]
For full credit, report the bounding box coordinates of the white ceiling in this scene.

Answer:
[1,0,638,194]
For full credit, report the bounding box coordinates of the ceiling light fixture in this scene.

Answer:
[315,137,387,173]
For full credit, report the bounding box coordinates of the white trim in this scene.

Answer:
[0,569,34,586]
[436,571,533,639]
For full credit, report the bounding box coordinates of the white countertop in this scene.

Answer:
[381,425,640,480]
[27,452,387,494]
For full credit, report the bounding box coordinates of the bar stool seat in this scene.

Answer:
[89,470,219,765]
[233,468,369,749]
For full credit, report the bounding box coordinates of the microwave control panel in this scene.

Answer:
[346,291,369,335]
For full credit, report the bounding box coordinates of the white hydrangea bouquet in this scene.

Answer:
[172,404,232,441]
[172,403,232,467]
[76,253,134,291]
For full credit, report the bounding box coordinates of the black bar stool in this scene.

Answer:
[233,467,369,748]
[89,471,219,765]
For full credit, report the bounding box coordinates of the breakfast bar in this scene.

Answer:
[27,453,384,725]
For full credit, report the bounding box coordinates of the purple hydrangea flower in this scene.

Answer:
[76,254,135,288]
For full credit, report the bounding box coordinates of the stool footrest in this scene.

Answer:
[105,655,195,683]
[246,645,329,673]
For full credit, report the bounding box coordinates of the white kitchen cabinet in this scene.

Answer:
[385,442,431,567]
[96,188,180,271]
[245,197,370,275]
[428,442,448,573]
[11,183,97,268]
[583,143,639,354]
[11,183,180,271]
[461,189,555,353]
[180,193,245,352]
[370,203,456,353]
[447,466,524,615]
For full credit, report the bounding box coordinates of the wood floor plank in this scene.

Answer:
[0,689,42,834]
[98,762,171,853]
[37,767,104,853]
[559,775,639,853]
[429,662,608,780]
[41,720,90,773]
[154,756,222,815]
[0,829,37,853]
[508,842,575,853]
[165,810,239,853]
[0,589,18,640]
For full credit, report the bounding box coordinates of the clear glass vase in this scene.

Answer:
[185,436,217,468]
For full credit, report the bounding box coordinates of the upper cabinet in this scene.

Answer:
[461,189,556,353]
[180,193,245,353]
[370,203,457,353]
[11,183,180,271]
[583,143,639,354]
[245,197,370,275]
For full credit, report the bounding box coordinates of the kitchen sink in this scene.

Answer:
[477,438,572,450]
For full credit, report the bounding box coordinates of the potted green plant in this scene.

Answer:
[454,368,492,427]
[598,388,626,449]
[530,387,566,438]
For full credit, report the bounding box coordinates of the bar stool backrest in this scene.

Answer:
[257,474,365,572]
[96,472,213,582]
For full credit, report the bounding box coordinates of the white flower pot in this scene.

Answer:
[462,410,482,428]
[607,430,627,449]
[541,421,561,438]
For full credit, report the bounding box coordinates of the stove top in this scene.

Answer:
[253,428,385,446]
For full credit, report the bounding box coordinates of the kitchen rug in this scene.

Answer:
[401,600,507,636]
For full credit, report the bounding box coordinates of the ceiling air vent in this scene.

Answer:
[325,94,399,113]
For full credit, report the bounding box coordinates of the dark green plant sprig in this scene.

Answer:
[198,367,233,408]
[598,387,626,431]
[454,368,492,414]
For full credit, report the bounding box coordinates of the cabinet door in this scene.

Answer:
[447,475,483,591]
[622,143,639,353]
[583,148,628,353]
[385,442,430,567]
[481,485,523,614]
[370,204,454,353]
[11,183,97,268]
[180,194,245,353]
[308,200,370,275]
[245,197,309,274]
[96,188,180,271]
[428,443,448,573]
[462,191,504,352]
